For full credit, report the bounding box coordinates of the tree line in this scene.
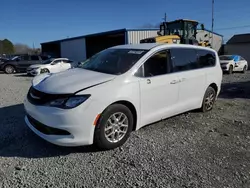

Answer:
[0,39,41,56]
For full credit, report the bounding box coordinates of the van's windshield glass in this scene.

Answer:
[79,48,148,75]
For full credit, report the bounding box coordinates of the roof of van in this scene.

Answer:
[111,43,161,50]
[111,43,215,51]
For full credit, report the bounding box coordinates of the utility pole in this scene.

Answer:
[211,0,215,47]
[163,13,167,22]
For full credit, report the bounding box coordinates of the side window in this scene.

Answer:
[170,48,198,72]
[51,60,61,65]
[240,56,245,61]
[63,60,73,63]
[136,50,169,77]
[31,55,39,61]
[197,49,216,68]
[20,55,29,61]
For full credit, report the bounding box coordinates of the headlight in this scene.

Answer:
[47,95,90,109]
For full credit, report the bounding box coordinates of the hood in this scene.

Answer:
[29,64,46,69]
[32,68,116,94]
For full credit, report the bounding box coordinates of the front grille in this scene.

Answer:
[27,114,70,135]
[27,87,72,105]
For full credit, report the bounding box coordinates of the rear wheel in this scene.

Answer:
[228,65,233,74]
[200,86,216,112]
[94,104,133,150]
[4,65,15,74]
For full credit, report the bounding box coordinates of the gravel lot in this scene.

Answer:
[0,71,250,188]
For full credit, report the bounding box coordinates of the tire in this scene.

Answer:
[228,65,233,74]
[200,86,216,113]
[40,68,50,74]
[4,65,15,74]
[242,65,247,73]
[94,104,134,150]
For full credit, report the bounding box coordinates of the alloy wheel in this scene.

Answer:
[5,66,14,74]
[204,91,215,111]
[104,112,129,143]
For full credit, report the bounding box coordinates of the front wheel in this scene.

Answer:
[200,86,216,112]
[242,65,247,73]
[40,68,50,74]
[228,65,233,74]
[94,104,133,150]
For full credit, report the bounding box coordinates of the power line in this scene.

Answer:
[215,25,250,31]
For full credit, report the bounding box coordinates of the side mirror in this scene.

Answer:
[200,24,205,30]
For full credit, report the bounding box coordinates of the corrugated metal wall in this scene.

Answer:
[60,38,86,62]
[127,30,158,44]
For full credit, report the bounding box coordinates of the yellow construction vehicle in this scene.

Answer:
[140,19,211,47]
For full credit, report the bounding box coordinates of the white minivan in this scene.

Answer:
[24,43,222,150]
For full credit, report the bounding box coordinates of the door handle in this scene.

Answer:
[170,80,179,84]
[170,78,186,84]
[147,79,151,84]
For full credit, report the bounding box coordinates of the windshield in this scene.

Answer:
[11,56,19,60]
[166,22,184,36]
[79,48,148,75]
[42,58,55,64]
[219,56,234,60]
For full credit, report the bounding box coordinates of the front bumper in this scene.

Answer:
[23,97,97,146]
[27,69,40,76]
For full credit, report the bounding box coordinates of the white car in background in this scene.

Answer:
[27,58,78,76]
[219,55,248,74]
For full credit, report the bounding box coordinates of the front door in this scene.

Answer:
[16,55,30,72]
[60,60,72,71]
[49,59,63,73]
[136,49,180,127]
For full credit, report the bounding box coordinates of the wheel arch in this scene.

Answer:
[4,63,16,69]
[101,100,138,131]
[208,83,218,95]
